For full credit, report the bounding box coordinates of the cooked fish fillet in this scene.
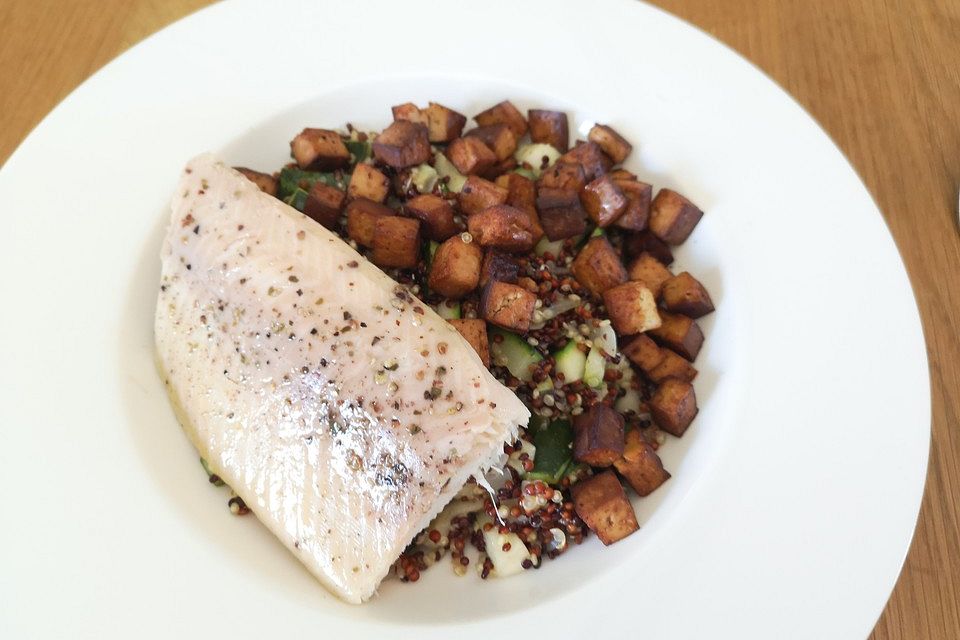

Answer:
[154,154,528,603]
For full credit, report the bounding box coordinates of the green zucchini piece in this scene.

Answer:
[278,167,349,199]
[514,143,561,178]
[553,340,586,384]
[283,188,309,212]
[411,163,439,193]
[435,300,461,320]
[434,152,468,192]
[345,139,371,164]
[525,419,573,484]
[490,328,542,382]
[583,346,606,388]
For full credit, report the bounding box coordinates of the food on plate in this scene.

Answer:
[161,99,715,598]
[155,155,529,603]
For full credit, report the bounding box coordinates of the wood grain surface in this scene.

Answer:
[1,1,957,637]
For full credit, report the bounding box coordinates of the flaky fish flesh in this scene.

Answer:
[154,154,529,603]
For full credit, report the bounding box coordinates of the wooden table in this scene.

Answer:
[2,0,957,636]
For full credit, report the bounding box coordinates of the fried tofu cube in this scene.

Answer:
[623,230,674,265]
[370,216,420,268]
[581,175,629,227]
[404,194,458,241]
[372,121,431,168]
[528,109,569,152]
[588,124,633,164]
[648,311,704,361]
[537,161,587,191]
[480,280,537,332]
[485,157,518,179]
[573,405,626,467]
[446,137,497,176]
[650,379,698,437]
[559,141,612,181]
[348,163,390,203]
[474,100,528,138]
[649,189,704,245]
[571,237,628,297]
[465,124,518,161]
[345,198,393,247]
[627,252,673,298]
[661,272,715,318]
[495,173,537,216]
[424,102,467,143]
[459,175,508,216]
[536,187,587,240]
[303,182,346,229]
[609,169,637,181]
[571,470,639,545]
[480,250,519,288]
[603,281,662,336]
[428,236,483,299]
[613,180,652,231]
[622,334,665,373]
[391,102,428,125]
[449,318,491,366]
[234,167,278,196]
[647,349,698,384]
[467,205,537,253]
[290,128,350,170]
[615,430,670,496]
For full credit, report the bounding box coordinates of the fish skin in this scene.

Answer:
[155,154,528,603]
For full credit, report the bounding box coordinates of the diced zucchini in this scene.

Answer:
[434,300,461,319]
[514,143,561,178]
[525,419,573,484]
[283,187,309,212]
[553,339,586,384]
[535,236,565,257]
[345,139,371,164]
[590,226,605,238]
[411,163,439,193]
[427,240,440,264]
[594,321,617,358]
[434,152,468,192]
[480,518,530,577]
[614,364,644,415]
[513,167,537,180]
[506,438,537,475]
[490,328,542,382]
[583,346,606,388]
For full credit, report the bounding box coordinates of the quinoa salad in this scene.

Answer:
[201,99,713,583]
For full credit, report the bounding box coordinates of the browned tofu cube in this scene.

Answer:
[348,163,390,203]
[648,311,704,361]
[603,281,662,336]
[495,172,537,216]
[446,137,497,176]
[571,470,639,545]
[427,236,483,299]
[290,128,350,170]
[467,205,537,253]
[622,334,665,373]
[559,141,612,181]
[609,169,637,181]
[536,187,586,241]
[615,430,670,496]
[480,250,519,287]
[623,230,674,265]
[424,102,467,143]
[647,349,698,384]
[474,100,528,138]
[573,404,625,467]
[650,379,698,437]
[370,216,420,269]
[571,237,628,297]
[234,167,278,196]
[581,175,629,227]
[484,157,518,179]
[465,124,518,161]
[649,189,704,245]
[537,161,587,191]
[528,109,569,152]
[661,272,715,318]
[627,252,673,298]
[588,124,633,164]
[404,194,458,241]
[372,121,431,168]
[303,182,346,229]
[480,280,536,332]
[391,102,428,125]
[459,175,508,216]
[345,198,393,247]
[613,180,652,231]
[449,318,490,366]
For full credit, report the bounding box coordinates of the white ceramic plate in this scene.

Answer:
[0,1,929,638]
